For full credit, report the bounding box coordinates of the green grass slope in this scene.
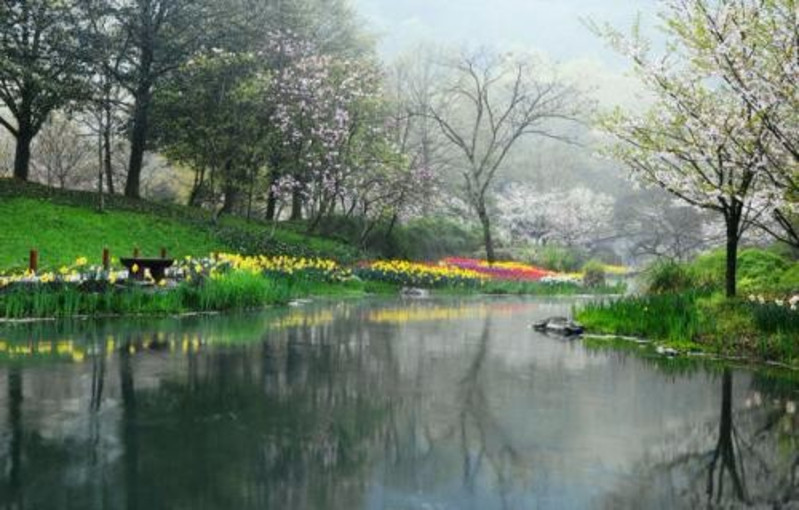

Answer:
[0,179,358,270]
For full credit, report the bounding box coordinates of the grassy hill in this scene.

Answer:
[0,179,359,270]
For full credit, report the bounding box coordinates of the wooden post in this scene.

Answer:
[133,247,140,258]
[160,247,167,259]
[102,248,110,271]
[29,249,38,274]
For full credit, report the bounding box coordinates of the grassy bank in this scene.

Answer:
[0,179,359,269]
[575,249,799,365]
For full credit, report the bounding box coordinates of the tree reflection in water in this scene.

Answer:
[0,310,398,509]
[0,301,798,509]
[601,368,799,508]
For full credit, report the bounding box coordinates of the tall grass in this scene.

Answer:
[576,292,704,342]
[0,273,295,319]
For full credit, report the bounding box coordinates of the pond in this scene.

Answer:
[0,297,797,509]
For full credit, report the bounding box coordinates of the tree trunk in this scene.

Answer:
[125,85,152,199]
[265,189,277,221]
[97,131,104,212]
[724,211,741,298]
[188,167,205,207]
[103,122,114,195]
[221,182,238,215]
[477,205,496,264]
[13,123,34,181]
[290,187,303,221]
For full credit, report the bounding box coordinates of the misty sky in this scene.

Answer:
[353,0,662,69]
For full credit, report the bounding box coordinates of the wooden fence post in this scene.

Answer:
[29,249,38,274]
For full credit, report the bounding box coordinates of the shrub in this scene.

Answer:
[778,264,799,293]
[644,260,697,294]
[689,248,791,293]
[397,217,483,260]
[582,260,606,288]
[531,245,586,273]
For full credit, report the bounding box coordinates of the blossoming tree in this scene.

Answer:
[594,3,788,297]
[666,0,799,247]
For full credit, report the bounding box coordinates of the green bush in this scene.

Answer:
[778,264,799,293]
[395,217,483,260]
[582,260,606,288]
[689,248,791,293]
[531,245,586,273]
[644,260,698,294]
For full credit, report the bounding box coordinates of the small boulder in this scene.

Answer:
[400,287,430,298]
[532,317,584,336]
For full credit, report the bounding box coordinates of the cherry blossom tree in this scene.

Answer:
[664,0,799,247]
[497,183,614,249]
[594,9,786,297]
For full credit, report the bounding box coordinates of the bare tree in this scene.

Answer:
[31,114,93,189]
[423,49,583,262]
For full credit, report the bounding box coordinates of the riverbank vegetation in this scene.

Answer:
[577,248,799,364]
[0,249,625,319]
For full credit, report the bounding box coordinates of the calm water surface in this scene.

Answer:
[0,297,797,509]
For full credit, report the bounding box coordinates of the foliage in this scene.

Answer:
[581,260,607,288]
[690,248,792,293]
[0,0,88,180]
[391,217,483,260]
[644,259,699,294]
[778,264,799,293]
[530,245,586,273]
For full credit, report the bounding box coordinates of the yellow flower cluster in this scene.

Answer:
[361,260,487,288]
[211,253,348,281]
[0,256,124,288]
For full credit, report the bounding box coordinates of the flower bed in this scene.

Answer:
[356,260,487,288]
[442,257,555,282]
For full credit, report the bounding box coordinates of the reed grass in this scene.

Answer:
[0,272,296,319]
[576,292,705,342]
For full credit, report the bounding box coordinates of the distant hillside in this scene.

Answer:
[0,179,359,270]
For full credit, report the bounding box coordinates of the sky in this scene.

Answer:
[352,0,662,68]
[351,0,664,109]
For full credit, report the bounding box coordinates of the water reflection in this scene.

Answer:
[0,298,796,509]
